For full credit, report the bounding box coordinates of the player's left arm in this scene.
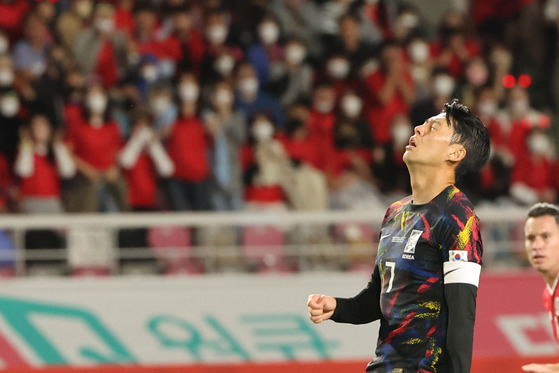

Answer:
[441,209,483,373]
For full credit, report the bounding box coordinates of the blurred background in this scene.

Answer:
[0,0,557,372]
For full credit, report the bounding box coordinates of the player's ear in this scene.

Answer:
[447,143,466,163]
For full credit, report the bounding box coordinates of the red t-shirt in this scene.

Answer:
[20,153,59,198]
[307,111,336,170]
[324,148,372,177]
[168,117,210,182]
[67,121,123,171]
[0,153,12,208]
[279,135,321,170]
[429,40,481,78]
[124,153,157,208]
[365,69,414,144]
[511,155,553,191]
[543,283,559,345]
[94,40,118,89]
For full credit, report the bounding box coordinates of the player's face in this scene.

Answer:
[402,113,460,167]
[525,215,559,279]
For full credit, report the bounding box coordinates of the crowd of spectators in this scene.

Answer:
[0,0,558,218]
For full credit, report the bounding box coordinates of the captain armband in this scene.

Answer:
[443,261,481,287]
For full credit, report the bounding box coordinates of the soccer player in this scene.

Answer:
[522,203,559,373]
[307,99,490,373]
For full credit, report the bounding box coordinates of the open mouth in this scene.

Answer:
[408,137,417,147]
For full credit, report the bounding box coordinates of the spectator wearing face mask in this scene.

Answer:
[241,114,287,210]
[406,36,434,101]
[148,83,178,133]
[203,80,247,211]
[410,67,456,127]
[505,86,550,163]
[247,15,283,87]
[510,127,556,206]
[326,13,376,80]
[118,109,174,211]
[266,36,312,109]
[320,54,363,100]
[280,102,321,171]
[365,39,415,145]
[307,82,338,170]
[165,72,211,211]
[234,61,285,129]
[14,114,75,214]
[73,3,129,89]
[200,10,244,86]
[65,84,129,212]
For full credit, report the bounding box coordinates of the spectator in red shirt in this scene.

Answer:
[167,6,205,78]
[510,127,556,205]
[430,10,481,78]
[73,3,129,90]
[165,72,211,211]
[118,109,174,211]
[14,114,75,214]
[307,82,338,171]
[65,83,129,212]
[365,39,415,145]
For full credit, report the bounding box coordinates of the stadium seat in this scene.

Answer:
[242,225,294,273]
[147,226,204,275]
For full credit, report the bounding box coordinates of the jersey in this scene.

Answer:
[332,185,483,373]
[543,277,559,345]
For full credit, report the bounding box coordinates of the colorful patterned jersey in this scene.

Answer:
[367,185,483,373]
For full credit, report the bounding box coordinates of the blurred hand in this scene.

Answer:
[522,363,559,372]
[307,294,336,324]
[103,165,120,183]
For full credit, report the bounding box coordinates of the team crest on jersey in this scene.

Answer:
[449,250,468,262]
[402,229,422,260]
[404,230,423,254]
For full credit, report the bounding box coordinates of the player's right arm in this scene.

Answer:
[307,265,382,325]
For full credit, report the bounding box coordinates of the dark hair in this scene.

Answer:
[527,203,559,224]
[443,99,490,179]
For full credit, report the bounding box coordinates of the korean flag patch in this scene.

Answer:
[449,250,468,262]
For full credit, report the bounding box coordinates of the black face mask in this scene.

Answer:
[335,134,360,149]
[285,118,304,137]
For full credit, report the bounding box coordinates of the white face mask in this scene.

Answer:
[214,89,233,106]
[341,95,362,118]
[327,58,350,79]
[408,41,429,63]
[87,93,107,114]
[152,97,171,114]
[0,69,14,87]
[206,24,228,44]
[214,55,235,75]
[179,83,200,102]
[95,18,115,33]
[314,99,334,114]
[252,120,274,142]
[0,95,18,117]
[284,45,306,65]
[433,75,455,97]
[527,133,552,156]
[142,64,159,83]
[0,38,9,55]
[477,100,497,117]
[237,78,259,97]
[511,98,529,115]
[258,22,279,45]
[391,120,412,148]
[398,13,419,29]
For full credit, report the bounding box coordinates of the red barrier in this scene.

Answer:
[3,357,559,373]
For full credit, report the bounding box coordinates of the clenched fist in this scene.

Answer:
[307,294,336,324]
